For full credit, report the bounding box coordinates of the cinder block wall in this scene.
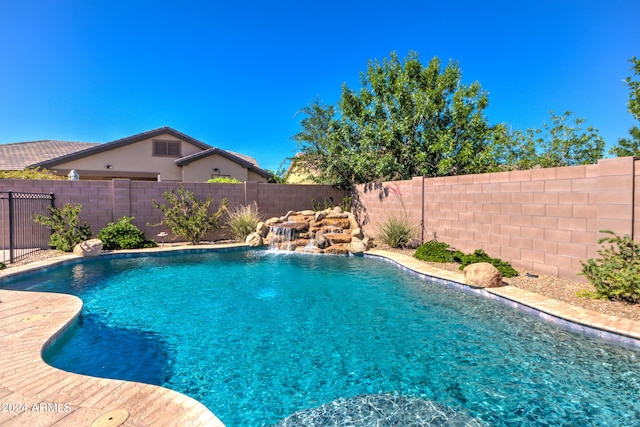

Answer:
[354,157,639,281]
[0,180,348,246]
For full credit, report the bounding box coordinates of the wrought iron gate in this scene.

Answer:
[1,191,54,264]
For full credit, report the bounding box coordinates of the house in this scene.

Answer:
[0,127,273,182]
[284,153,318,184]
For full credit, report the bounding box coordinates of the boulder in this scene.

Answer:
[256,222,269,237]
[323,217,350,229]
[351,227,364,240]
[325,233,352,244]
[73,239,103,257]
[463,263,502,288]
[349,237,366,255]
[246,232,263,247]
[314,211,327,222]
[325,245,349,255]
[298,210,315,216]
[265,217,281,226]
[315,231,329,249]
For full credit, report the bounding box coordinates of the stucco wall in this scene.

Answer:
[52,134,204,181]
[354,157,638,281]
[0,179,347,248]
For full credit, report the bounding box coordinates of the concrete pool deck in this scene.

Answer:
[1,245,639,426]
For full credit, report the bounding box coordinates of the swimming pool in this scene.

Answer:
[2,248,639,426]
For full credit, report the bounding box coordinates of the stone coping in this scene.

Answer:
[366,249,640,347]
[0,244,242,427]
[2,244,639,426]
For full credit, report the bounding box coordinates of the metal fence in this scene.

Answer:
[1,192,54,264]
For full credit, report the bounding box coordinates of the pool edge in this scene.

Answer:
[0,245,238,427]
[366,249,640,348]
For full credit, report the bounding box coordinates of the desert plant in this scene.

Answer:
[458,249,518,278]
[0,167,64,180]
[151,186,227,245]
[0,261,5,270]
[413,240,464,263]
[378,216,416,249]
[207,177,242,183]
[97,216,157,250]
[33,203,92,252]
[225,202,263,241]
[579,230,640,303]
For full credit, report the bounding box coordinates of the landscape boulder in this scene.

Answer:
[246,232,263,247]
[463,262,502,288]
[73,239,103,257]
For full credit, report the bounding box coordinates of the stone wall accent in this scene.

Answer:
[263,207,370,255]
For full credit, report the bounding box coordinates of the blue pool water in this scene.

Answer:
[3,249,640,426]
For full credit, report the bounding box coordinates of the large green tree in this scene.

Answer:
[609,56,640,157]
[293,51,501,188]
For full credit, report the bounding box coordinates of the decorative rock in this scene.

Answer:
[265,217,281,226]
[323,218,350,229]
[246,232,263,247]
[362,236,374,249]
[298,209,315,216]
[315,211,327,222]
[289,215,313,223]
[325,245,349,255]
[73,239,103,257]
[284,210,296,220]
[256,222,269,237]
[349,237,366,254]
[315,231,329,249]
[331,206,343,215]
[351,228,364,239]
[325,233,352,244]
[463,262,502,288]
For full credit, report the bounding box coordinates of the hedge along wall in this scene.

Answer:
[353,156,639,281]
[0,179,348,246]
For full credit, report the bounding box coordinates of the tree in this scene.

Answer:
[293,51,501,188]
[151,186,227,245]
[496,111,605,169]
[609,56,640,157]
[33,204,93,252]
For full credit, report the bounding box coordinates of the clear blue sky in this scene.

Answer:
[1,0,638,171]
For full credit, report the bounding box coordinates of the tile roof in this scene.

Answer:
[0,140,99,170]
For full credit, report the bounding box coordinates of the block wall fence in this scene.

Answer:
[353,156,639,281]
[0,180,348,246]
[2,156,638,280]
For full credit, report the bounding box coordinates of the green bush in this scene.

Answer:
[579,230,640,303]
[225,202,262,241]
[97,216,157,250]
[458,249,518,278]
[377,216,415,248]
[207,177,242,183]
[0,261,6,270]
[413,240,464,263]
[151,186,227,245]
[33,203,92,252]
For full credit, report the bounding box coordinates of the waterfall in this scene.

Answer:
[269,225,296,251]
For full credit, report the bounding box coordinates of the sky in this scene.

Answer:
[0,1,639,171]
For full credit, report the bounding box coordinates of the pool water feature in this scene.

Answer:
[2,249,639,426]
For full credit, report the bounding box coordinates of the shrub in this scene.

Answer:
[225,202,262,241]
[0,167,64,180]
[311,196,352,212]
[414,240,464,263]
[97,216,157,250]
[0,261,5,270]
[458,249,518,278]
[207,177,242,183]
[33,204,92,252]
[579,230,640,303]
[151,186,227,245]
[377,216,415,249]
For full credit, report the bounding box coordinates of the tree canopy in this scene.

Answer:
[609,56,640,158]
[293,52,501,188]
[293,51,607,188]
